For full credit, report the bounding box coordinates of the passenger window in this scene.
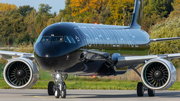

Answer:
[64,36,72,43]
[52,36,63,43]
[41,36,51,42]
[68,36,76,44]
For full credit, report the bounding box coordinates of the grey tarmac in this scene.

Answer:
[0,89,180,101]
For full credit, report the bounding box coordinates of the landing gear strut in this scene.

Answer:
[130,65,155,97]
[48,72,67,98]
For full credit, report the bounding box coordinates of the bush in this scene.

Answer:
[150,16,180,67]
[14,42,33,53]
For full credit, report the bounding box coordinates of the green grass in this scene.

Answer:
[0,77,180,90]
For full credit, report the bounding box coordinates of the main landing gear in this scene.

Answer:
[130,66,155,97]
[137,82,155,97]
[48,72,67,98]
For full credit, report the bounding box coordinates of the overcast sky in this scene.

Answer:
[0,0,66,13]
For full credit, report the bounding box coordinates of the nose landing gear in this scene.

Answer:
[48,72,67,98]
[48,81,55,95]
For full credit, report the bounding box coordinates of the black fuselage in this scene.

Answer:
[34,22,150,76]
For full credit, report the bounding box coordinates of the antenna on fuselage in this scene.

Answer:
[130,0,143,29]
[61,17,63,22]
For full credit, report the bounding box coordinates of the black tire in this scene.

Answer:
[137,82,144,97]
[148,88,155,97]
[48,81,54,96]
[55,89,60,98]
[61,82,66,98]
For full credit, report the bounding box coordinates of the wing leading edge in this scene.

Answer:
[0,50,34,59]
[116,53,180,68]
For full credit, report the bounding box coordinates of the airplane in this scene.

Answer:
[0,0,180,99]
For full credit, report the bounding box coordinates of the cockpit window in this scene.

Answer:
[52,36,63,43]
[64,36,76,44]
[64,36,71,43]
[41,36,51,42]
[68,36,76,44]
[41,36,76,44]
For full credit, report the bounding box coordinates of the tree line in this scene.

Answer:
[0,0,179,46]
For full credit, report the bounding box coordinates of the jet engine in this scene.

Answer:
[3,58,39,89]
[141,58,176,90]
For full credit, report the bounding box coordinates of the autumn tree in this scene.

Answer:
[70,0,90,17]
[0,3,17,14]
[36,4,53,35]
[0,12,27,45]
[16,5,34,17]
[109,0,134,25]
[38,4,52,15]
[142,0,174,32]
[60,0,73,22]
[24,9,38,42]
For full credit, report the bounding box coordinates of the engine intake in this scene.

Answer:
[141,59,176,90]
[3,58,39,89]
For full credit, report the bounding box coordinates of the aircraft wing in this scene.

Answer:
[116,53,180,67]
[87,50,110,58]
[86,50,180,68]
[150,37,180,42]
[0,50,34,59]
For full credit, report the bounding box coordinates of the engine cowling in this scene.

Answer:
[141,58,176,90]
[3,58,39,89]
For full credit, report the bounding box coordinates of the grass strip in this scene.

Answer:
[0,77,180,90]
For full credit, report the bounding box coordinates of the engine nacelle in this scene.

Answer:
[141,58,176,90]
[3,58,39,89]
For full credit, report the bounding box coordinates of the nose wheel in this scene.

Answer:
[61,82,66,98]
[48,72,67,98]
[55,89,60,98]
[48,81,55,95]
[54,82,66,98]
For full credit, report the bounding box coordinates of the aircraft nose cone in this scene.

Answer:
[34,43,60,58]
[41,45,57,57]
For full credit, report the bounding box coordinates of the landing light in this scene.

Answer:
[56,74,60,79]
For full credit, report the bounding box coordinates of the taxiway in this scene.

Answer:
[0,89,179,101]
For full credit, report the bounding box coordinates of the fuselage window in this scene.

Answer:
[52,36,63,43]
[41,36,51,43]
